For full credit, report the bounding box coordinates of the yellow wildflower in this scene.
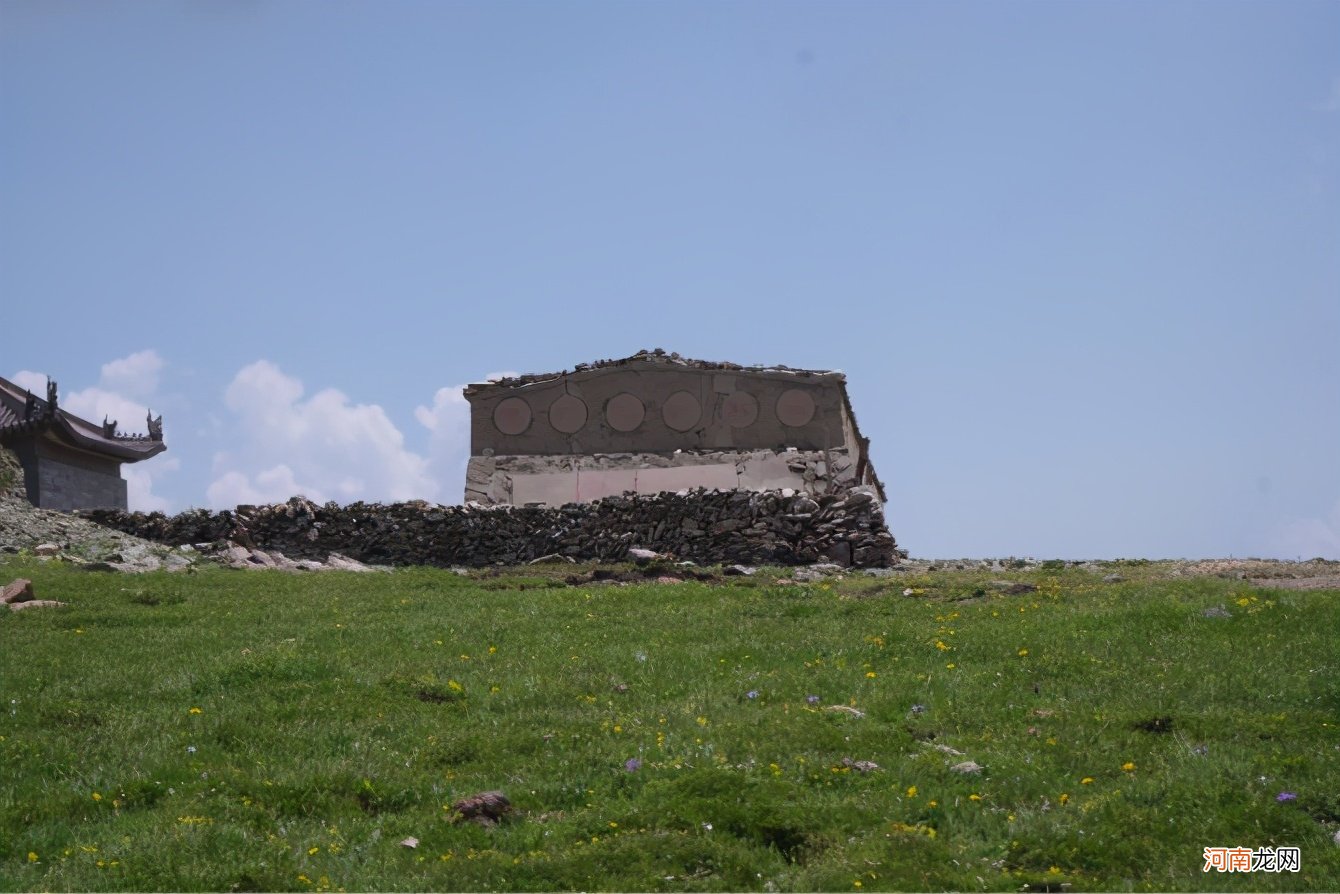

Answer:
[906,785,918,798]
[92,792,102,801]
[189,707,202,714]
[1059,793,1070,805]
[27,852,38,863]
[1017,648,1029,657]
[1122,761,1135,772]
[1081,776,1094,785]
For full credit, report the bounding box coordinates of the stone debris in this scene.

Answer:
[822,705,866,719]
[212,545,385,573]
[951,760,984,774]
[723,564,755,576]
[399,837,419,849]
[33,543,59,557]
[82,486,899,569]
[840,757,880,773]
[927,743,964,757]
[451,790,512,827]
[2,578,34,604]
[1102,573,1125,583]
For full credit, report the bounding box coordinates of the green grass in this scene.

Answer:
[1,558,1337,891]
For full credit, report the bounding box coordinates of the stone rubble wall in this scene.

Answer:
[81,485,898,568]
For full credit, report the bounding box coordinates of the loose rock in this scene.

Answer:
[1,578,34,604]
[451,790,512,826]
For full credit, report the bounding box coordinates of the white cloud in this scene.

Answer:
[9,353,175,512]
[206,360,436,509]
[126,457,180,513]
[206,465,311,507]
[1266,498,1340,560]
[414,370,517,502]
[98,349,164,399]
[11,370,47,394]
[60,388,153,435]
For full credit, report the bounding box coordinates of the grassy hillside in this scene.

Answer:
[1,559,1337,891]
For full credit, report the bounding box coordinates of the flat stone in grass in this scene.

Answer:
[9,599,67,611]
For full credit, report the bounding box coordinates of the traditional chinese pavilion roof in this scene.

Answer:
[0,374,166,463]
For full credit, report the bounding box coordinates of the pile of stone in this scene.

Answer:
[83,484,899,568]
[0,448,193,569]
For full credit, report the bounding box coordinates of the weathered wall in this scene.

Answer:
[13,438,127,511]
[465,448,859,507]
[84,484,898,568]
[468,366,847,457]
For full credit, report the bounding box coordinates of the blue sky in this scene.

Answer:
[3,0,1337,558]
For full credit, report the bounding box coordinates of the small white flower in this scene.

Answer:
[187,745,196,754]
[702,822,713,831]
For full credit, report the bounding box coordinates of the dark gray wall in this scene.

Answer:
[28,438,128,511]
[468,366,848,456]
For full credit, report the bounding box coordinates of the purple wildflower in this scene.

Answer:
[624,758,642,773]
[805,694,821,705]
[1276,791,1297,802]
[746,690,759,700]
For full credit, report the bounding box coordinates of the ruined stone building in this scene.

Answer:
[463,349,883,507]
[0,375,166,511]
